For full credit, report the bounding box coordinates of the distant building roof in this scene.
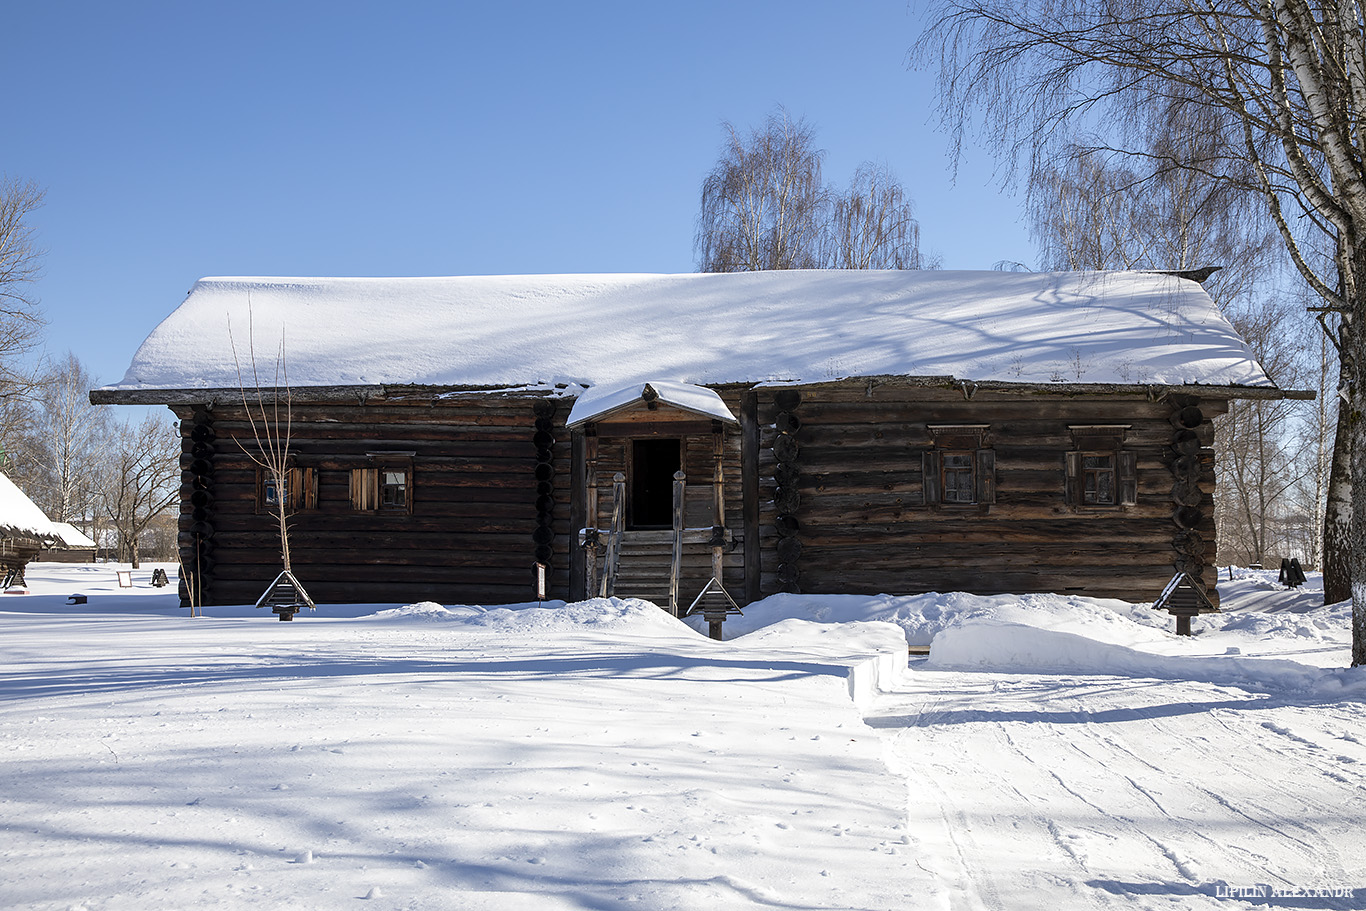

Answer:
[0,474,60,541]
[51,522,96,549]
[95,270,1287,401]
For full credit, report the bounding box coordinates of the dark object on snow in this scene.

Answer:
[1153,571,1218,636]
[150,568,169,587]
[66,594,87,605]
[1278,557,1307,589]
[255,570,316,621]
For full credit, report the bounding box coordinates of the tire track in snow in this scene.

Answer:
[867,667,1366,907]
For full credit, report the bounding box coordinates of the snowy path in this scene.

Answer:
[867,662,1366,910]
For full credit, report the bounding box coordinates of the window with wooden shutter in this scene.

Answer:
[924,425,993,509]
[1066,426,1135,508]
[258,466,317,513]
[350,467,379,511]
[351,463,413,513]
[975,448,996,505]
[922,450,942,505]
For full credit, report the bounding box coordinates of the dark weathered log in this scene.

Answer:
[773,486,801,514]
[1170,481,1204,507]
[1170,406,1204,429]
[1172,506,1204,529]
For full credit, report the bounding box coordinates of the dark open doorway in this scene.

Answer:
[630,438,681,528]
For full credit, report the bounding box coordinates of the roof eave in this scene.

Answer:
[90,377,1313,407]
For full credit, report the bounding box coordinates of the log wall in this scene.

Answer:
[168,381,1231,610]
[751,382,1225,605]
[172,394,572,607]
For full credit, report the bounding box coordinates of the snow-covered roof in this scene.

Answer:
[567,380,739,427]
[0,474,60,541]
[99,270,1282,397]
[51,522,96,549]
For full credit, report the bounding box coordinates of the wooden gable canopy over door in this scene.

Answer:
[567,381,741,606]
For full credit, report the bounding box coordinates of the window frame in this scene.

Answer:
[379,468,410,511]
[923,425,994,509]
[256,465,317,514]
[351,451,415,514]
[1065,426,1136,509]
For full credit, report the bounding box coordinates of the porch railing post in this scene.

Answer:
[670,470,686,616]
[600,472,626,598]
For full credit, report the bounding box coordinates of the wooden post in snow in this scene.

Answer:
[712,426,725,585]
[670,470,686,616]
[583,434,599,595]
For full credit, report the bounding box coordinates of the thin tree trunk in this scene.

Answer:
[1347,263,1366,665]
[1323,359,1353,604]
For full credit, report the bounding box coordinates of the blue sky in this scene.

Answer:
[3,2,1035,390]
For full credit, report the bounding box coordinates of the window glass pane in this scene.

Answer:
[264,477,286,508]
[1082,453,1115,505]
[381,470,407,508]
[942,452,975,504]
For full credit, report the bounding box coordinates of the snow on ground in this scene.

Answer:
[2,563,1364,909]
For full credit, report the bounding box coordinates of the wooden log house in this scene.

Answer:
[92,270,1307,611]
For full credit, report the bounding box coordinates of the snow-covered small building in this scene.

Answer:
[0,473,63,583]
[46,522,98,563]
[93,270,1305,609]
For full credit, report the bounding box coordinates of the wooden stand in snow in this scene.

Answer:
[1153,571,1218,636]
[255,570,316,621]
[685,577,743,640]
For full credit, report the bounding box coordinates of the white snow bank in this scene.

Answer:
[728,619,909,709]
[720,590,1166,647]
[724,583,1363,696]
[104,270,1277,393]
[929,615,1366,695]
[366,596,683,633]
[370,600,909,707]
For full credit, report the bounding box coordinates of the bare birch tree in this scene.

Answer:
[0,176,47,404]
[98,414,179,567]
[24,354,109,525]
[695,108,933,272]
[696,108,829,272]
[826,163,934,270]
[924,0,1366,664]
[1214,300,1312,564]
[230,315,295,575]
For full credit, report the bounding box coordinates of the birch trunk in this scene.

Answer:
[1323,353,1353,605]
